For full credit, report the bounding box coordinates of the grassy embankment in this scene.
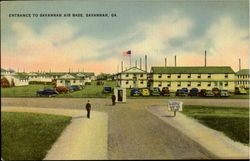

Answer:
[181,105,249,145]
[1,112,71,160]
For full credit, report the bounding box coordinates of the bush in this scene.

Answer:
[1,77,10,88]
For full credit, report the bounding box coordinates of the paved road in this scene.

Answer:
[1,98,248,159]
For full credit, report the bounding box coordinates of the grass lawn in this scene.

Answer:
[1,84,54,97]
[1,111,71,160]
[56,80,116,98]
[181,105,249,145]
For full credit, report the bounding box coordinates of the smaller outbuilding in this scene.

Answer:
[55,73,85,87]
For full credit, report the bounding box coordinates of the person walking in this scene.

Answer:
[112,94,116,105]
[85,100,91,119]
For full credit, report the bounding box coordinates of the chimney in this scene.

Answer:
[121,61,123,71]
[140,58,142,69]
[174,55,177,67]
[165,57,167,67]
[205,50,207,67]
[145,55,147,72]
[135,60,137,67]
[239,58,241,71]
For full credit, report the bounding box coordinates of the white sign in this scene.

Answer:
[168,101,183,111]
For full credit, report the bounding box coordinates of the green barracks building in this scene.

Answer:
[149,66,236,92]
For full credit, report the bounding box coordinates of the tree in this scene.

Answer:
[97,73,111,80]
[1,77,10,88]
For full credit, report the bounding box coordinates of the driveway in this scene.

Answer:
[1,98,249,159]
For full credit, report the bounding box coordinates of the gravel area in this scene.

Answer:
[1,98,248,159]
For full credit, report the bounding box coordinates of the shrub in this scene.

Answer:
[1,77,10,88]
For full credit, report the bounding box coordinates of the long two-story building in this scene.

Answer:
[149,66,235,92]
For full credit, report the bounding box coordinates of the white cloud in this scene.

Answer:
[2,13,248,73]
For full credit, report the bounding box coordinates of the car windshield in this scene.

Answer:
[104,87,111,90]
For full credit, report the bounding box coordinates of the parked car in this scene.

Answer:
[189,88,199,96]
[96,81,104,85]
[175,89,187,96]
[205,90,215,97]
[181,88,189,95]
[70,85,81,91]
[56,86,69,94]
[161,87,170,96]
[220,90,230,97]
[212,87,220,96]
[235,87,247,95]
[199,89,207,97]
[103,86,112,93]
[131,88,140,96]
[37,88,58,97]
[67,86,75,92]
[150,87,161,96]
[140,88,150,96]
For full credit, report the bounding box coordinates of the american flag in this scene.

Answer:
[123,50,132,56]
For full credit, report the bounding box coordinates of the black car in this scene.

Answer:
[189,88,199,96]
[37,89,58,97]
[103,86,112,93]
[70,85,81,91]
[175,89,187,96]
[131,88,140,96]
[181,88,189,95]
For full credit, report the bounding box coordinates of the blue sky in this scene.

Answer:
[1,0,249,73]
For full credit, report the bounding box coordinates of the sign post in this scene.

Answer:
[168,101,183,117]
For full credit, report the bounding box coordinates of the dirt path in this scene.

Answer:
[147,105,249,159]
[1,106,108,160]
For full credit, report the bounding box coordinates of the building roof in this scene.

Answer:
[151,66,235,74]
[1,68,15,73]
[119,66,148,74]
[57,73,82,80]
[236,69,249,75]
[12,73,28,79]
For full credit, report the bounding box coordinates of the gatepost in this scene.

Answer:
[168,101,183,117]
[114,87,126,103]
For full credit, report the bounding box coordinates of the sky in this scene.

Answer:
[1,0,249,74]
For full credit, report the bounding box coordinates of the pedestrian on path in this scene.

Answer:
[85,100,91,119]
[112,94,116,105]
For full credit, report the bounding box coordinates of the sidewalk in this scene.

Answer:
[147,105,249,159]
[1,106,108,160]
